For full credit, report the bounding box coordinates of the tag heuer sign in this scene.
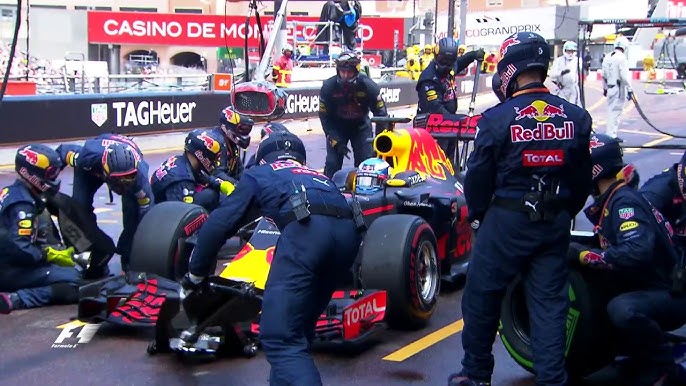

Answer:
[91,103,108,127]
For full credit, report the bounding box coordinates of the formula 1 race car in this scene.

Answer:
[499,231,686,381]
[76,112,479,359]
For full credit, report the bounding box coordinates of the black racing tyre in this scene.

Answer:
[129,202,209,280]
[360,214,440,330]
[498,269,616,378]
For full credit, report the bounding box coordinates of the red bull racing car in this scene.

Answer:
[75,113,480,359]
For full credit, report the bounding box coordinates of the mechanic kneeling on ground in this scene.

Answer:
[151,129,234,212]
[640,150,686,247]
[452,32,593,386]
[208,105,255,181]
[57,134,154,274]
[0,145,82,314]
[319,51,390,178]
[416,37,483,158]
[570,134,686,385]
[183,131,364,386]
[245,122,292,169]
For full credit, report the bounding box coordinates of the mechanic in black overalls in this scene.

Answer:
[151,129,234,212]
[245,122,292,169]
[0,145,82,314]
[451,32,593,386]
[208,105,255,181]
[319,51,389,178]
[57,134,154,274]
[570,134,686,385]
[416,37,482,158]
[640,150,686,248]
[183,131,364,386]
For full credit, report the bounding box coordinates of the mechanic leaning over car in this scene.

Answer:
[452,32,593,386]
[319,51,390,179]
[208,105,255,180]
[183,131,365,386]
[416,37,483,158]
[0,145,82,314]
[151,129,234,212]
[57,134,154,273]
[569,134,686,385]
[245,122,292,169]
[640,150,686,248]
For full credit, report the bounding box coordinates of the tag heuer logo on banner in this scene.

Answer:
[91,103,108,127]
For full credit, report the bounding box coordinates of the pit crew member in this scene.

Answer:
[209,105,255,180]
[640,150,686,246]
[184,131,363,386]
[601,36,632,142]
[570,134,686,385]
[57,134,153,273]
[416,37,483,157]
[319,51,389,178]
[550,40,582,107]
[245,122,292,169]
[451,32,593,386]
[151,129,234,211]
[0,145,81,313]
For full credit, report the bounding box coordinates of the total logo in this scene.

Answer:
[514,100,567,122]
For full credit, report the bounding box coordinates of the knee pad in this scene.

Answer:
[50,283,79,305]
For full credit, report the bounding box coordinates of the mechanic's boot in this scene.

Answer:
[0,293,23,315]
[448,372,491,386]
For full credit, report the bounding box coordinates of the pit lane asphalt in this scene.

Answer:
[1,80,685,386]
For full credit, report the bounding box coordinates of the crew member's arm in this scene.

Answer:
[188,174,259,277]
[619,54,632,92]
[577,195,655,270]
[568,112,593,216]
[55,144,83,169]
[464,117,499,223]
[164,180,199,204]
[319,81,337,137]
[133,167,154,217]
[2,203,44,266]
[454,50,481,74]
[366,79,389,118]
[418,79,452,114]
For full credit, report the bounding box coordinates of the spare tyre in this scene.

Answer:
[498,268,617,378]
[360,214,439,330]
[129,202,209,280]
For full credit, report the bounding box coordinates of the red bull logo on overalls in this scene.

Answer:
[514,100,568,122]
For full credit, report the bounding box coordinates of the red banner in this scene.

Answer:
[87,11,404,50]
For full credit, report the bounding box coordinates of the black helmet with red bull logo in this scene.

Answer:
[102,142,139,195]
[260,121,291,140]
[336,51,361,85]
[219,105,254,149]
[15,144,63,196]
[254,131,307,165]
[497,32,551,99]
[590,134,624,184]
[434,37,459,75]
[185,129,223,174]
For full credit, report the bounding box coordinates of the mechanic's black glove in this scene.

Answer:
[474,48,485,62]
[200,170,236,196]
[181,272,208,294]
[327,134,350,157]
[567,242,588,268]
[560,69,571,76]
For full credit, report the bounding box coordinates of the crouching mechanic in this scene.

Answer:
[452,32,593,386]
[210,106,255,181]
[183,132,364,386]
[319,51,389,178]
[151,129,234,211]
[570,134,686,385]
[245,122,292,169]
[0,145,81,313]
[640,150,686,245]
[57,134,154,273]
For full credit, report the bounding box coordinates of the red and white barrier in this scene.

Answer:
[586,69,679,81]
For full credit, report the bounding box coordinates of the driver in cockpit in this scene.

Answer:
[355,158,392,194]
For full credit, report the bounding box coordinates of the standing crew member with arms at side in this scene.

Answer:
[182,132,365,386]
[416,37,483,158]
[319,51,389,178]
[550,41,582,107]
[601,36,632,142]
[449,32,593,386]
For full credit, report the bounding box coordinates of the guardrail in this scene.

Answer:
[0,75,493,145]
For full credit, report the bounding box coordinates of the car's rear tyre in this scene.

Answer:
[129,202,209,280]
[360,214,439,330]
[499,268,616,378]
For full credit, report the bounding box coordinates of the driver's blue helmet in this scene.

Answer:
[355,158,391,195]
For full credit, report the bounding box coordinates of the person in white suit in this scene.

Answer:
[601,36,633,142]
[550,41,582,107]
